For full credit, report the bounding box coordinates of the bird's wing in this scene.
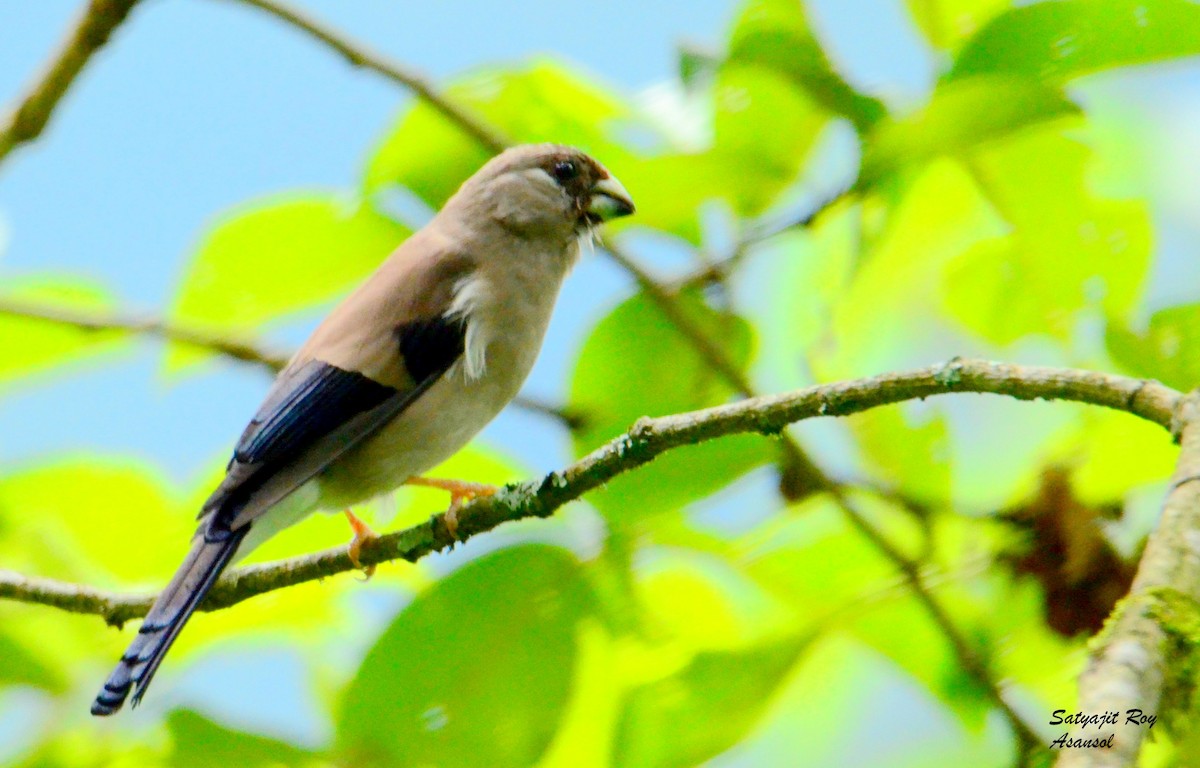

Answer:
[92,242,474,716]
[207,245,474,532]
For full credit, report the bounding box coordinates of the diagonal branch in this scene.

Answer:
[224,0,509,153]
[1,359,1179,627]
[1057,391,1200,767]
[601,239,828,497]
[832,488,1043,751]
[2,357,1176,751]
[0,297,579,426]
[0,0,143,164]
[0,295,289,373]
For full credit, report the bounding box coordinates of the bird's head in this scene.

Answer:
[450,144,635,239]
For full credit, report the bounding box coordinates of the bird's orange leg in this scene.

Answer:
[343,509,379,578]
[405,476,498,539]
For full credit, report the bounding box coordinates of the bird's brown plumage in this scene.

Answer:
[91,144,634,715]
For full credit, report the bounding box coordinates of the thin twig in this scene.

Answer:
[602,239,828,497]
[0,296,288,373]
[832,488,1042,751]
[674,187,860,291]
[224,0,509,153]
[1,359,1179,627]
[0,0,143,164]
[0,297,582,427]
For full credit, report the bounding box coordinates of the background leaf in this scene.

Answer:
[951,0,1200,82]
[858,75,1079,189]
[727,0,885,131]
[942,128,1152,345]
[1107,303,1200,393]
[167,710,318,768]
[905,0,1010,51]
[168,195,407,369]
[338,545,594,768]
[0,277,128,386]
[569,291,772,522]
[612,636,811,768]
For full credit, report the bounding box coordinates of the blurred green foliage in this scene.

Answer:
[3,0,1200,765]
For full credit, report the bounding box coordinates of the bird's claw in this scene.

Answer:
[407,476,498,542]
[343,509,378,579]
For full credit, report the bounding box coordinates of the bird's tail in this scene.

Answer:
[90,524,247,716]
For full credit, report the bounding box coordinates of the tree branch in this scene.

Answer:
[0,297,579,427]
[0,295,289,373]
[832,488,1043,751]
[0,359,1179,627]
[1057,391,1200,767]
[601,239,829,498]
[223,0,509,153]
[0,0,142,164]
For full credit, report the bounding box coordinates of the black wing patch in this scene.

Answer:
[398,315,468,383]
[233,360,396,467]
[204,315,469,529]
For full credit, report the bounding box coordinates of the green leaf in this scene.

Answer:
[858,75,1080,189]
[951,0,1200,82]
[1108,303,1200,394]
[905,0,1010,51]
[168,710,317,768]
[849,587,993,730]
[9,734,168,768]
[365,58,825,244]
[365,60,632,207]
[710,62,827,198]
[338,545,593,768]
[635,548,798,652]
[815,159,1002,379]
[0,629,62,691]
[727,0,885,131]
[612,636,811,768]
[0,277,128,385]
[616,61,830,241]
[0,456,183,584]
[942,128,1152,344]
[569,291,772,522]
[168,195,406,369]
[850,406,952,505]
[740,500,1000,730]
[739,496,910,614]
[1056,407,1179,504]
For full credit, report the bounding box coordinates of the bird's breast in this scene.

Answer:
[316,273,560,509]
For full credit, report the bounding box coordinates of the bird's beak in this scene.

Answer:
[586,175,635,221]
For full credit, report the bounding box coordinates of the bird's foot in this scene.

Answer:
[406,476,498,540]
[343,509,379,579]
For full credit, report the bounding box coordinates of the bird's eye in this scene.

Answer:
[552,160,578,184]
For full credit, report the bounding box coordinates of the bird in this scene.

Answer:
[90,143,635,716]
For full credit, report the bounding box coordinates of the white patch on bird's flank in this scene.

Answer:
[447,275,491,381]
